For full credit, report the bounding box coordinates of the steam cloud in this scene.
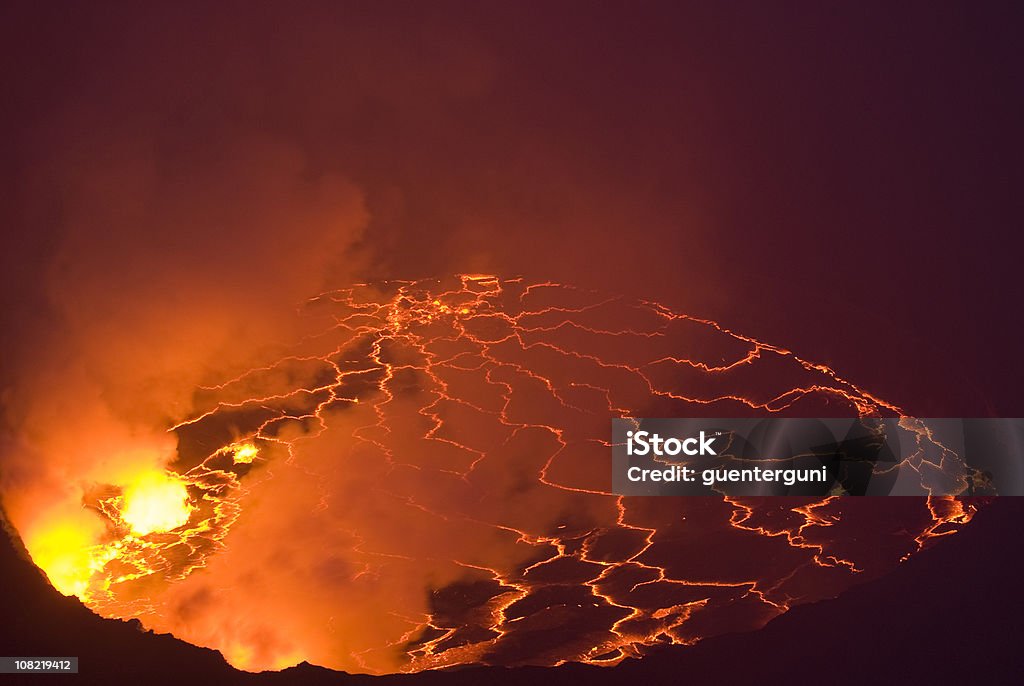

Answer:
[0,122,370,616]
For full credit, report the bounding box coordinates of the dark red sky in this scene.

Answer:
[2,1,1021,418]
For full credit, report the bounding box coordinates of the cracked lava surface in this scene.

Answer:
[10,275,981,674]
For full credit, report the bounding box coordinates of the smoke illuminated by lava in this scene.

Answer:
[0,275,981,674]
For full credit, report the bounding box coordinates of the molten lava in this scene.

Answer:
[120,472,193,536]
[229,443,259,465]
[6,275,985,674]
[23,519,111,598]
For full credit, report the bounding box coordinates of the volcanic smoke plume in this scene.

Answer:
[0,273,980,674]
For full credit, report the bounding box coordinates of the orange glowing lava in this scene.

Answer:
[7,276,985,674]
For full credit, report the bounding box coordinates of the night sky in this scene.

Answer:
[1,1,1022,683]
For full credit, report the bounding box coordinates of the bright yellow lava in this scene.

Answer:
[120,471,193,535]
[231,443,259,464]
[27,521,114,597]
[23,469,195,598]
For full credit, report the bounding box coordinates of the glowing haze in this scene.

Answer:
[0,271,981,674]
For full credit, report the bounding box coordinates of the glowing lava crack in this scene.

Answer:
[11,276,984,674]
